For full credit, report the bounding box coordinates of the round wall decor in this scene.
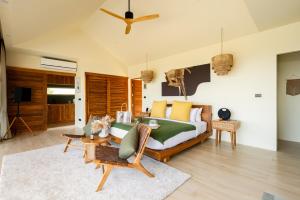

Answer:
[218,108,231,120]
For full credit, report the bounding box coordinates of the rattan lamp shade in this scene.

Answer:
[211,54,233,75]
[141,70,153,83]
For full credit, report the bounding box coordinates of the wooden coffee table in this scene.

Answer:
[81,135,111,163]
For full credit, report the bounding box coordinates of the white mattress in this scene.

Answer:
[110,118,207,150]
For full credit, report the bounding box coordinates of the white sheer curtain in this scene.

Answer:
[0,38,11,139]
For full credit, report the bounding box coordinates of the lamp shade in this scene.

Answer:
[141,70,153,83]
[211,54,233,75]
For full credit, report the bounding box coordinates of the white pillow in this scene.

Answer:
[165,107,172,119]
[189,108,199,122]
[195,108,203,122]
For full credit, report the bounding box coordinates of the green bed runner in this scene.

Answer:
[112,118,196,144]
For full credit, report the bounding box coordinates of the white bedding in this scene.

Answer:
[110,118,207,150]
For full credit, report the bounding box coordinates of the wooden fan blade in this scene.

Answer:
[125,24,132,34]
[100,8,125,21]
[133,14,159,23]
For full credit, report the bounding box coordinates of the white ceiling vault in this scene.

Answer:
[1,0,300,65]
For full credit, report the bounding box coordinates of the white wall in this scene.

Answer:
[278,51,300,142]
[6,27,128,128]
[128,22,300,151]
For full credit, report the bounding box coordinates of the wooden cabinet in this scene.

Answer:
[47,104,75,124]
[47,74,74,86]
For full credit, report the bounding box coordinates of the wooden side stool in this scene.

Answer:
[212,120,240,149]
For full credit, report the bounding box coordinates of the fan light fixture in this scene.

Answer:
[212,28,233,75]
[100,0,159,34]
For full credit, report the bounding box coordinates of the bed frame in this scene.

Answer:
[110,104,212,162]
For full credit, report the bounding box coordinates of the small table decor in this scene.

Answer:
[91,115,114,138]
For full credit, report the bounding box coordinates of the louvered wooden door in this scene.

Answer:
[109,77,129,117]
[86,75,108,119]
[131,79,142,117]
[85,73,128,122]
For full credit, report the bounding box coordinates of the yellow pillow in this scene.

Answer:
[170,101,192,122]
[150,100,167,118]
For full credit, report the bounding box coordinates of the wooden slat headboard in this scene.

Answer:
[166,104,212,133]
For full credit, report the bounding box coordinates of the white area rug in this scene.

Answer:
[0,144,190,200]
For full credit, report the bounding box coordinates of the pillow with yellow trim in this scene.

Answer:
[170,101,192,122]
[150,100,167,118]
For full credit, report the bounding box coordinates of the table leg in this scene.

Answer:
[83,144,86,158]
[218,130,221,145]
[230,132,234,149]
[64,138,72,153]
[233,132,237,148]
[215,130,219,146]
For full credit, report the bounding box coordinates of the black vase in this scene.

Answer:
[218,108,231,120]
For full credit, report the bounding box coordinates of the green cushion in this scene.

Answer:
[119,125,139,159]
[83,117,95,136]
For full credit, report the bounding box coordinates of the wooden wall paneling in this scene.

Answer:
[131,79,142,117]
[6,66,76,133]
[7,68,48,133]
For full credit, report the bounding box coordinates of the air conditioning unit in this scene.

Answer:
[41,57,77,72]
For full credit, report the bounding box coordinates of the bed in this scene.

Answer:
[110,104,212,162]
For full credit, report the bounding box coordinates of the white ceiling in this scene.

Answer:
[0,0,104,45]
[244,0,300,31]
[1,0,300,65]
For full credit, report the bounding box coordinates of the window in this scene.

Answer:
[47,88,75,95]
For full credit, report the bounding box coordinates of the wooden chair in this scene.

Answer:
[93,124,154,192]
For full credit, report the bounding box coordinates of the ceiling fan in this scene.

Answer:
[100,0,159,34]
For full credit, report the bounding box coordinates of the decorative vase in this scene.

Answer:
[99,128,109,138]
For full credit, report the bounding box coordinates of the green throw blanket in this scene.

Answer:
[112,118,196,144]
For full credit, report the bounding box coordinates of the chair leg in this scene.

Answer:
[136,163,154,178]
[96,165,113,192]
[64,138,72,153]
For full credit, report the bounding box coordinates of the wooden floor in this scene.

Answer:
[1,127,300,200]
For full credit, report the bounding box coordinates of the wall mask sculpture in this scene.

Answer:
[162,64,210,99]
[286,79,300,96]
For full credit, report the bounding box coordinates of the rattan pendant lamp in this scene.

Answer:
[211,28,233,75]
[141,54,154,86]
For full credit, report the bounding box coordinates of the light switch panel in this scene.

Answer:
[255,93,262,98]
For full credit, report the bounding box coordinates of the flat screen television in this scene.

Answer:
[14,87,32,103]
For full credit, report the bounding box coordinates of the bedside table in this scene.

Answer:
[135,112,150,118]
[212,120,240,149]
